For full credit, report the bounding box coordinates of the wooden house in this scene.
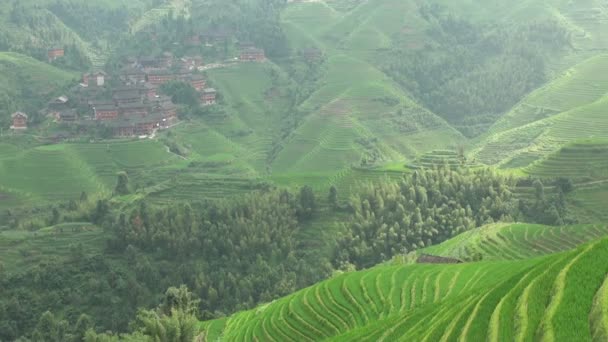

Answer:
[48,48,65,61]
[147,69,177,86]
[113,90,143,105]
[187,74,207,91]
[240,47,266,62]
[121,67,147,84]
[417,254,463,264]
[83,71,107,87]
[94,104,119,121]
[48,96,70,111]
[57,109,78,122]
[119,103,149,118]
[10,112,28,130]
[201,88,217,105]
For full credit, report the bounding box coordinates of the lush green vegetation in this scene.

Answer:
[0,52,77,126]
[202,236,608,341]
[382,4,568,136]
[1,0,608,340]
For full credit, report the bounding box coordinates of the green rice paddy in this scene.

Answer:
[202,228,608,341]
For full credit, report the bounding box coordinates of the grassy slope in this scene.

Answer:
[201,225,608,341]
[0,140,178,207]
[421,222,608,261]
[0,0,169,69]
[524,140,608,180]
[273,1,464,192]
[0,51,77,104]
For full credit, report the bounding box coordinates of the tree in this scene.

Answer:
[555,177,574,194]
[74,314,94,342]
[133,308,200,342]
[50,207,61,226]
[115,171,130,195]
[533,179,545,202]
[160,81,200,108]
[328,185,338,209]
[297,186,316,220]
[80,191,89,202]
[32,311,66,342]
[158,285,200,316]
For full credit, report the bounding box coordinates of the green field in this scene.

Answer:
[202,225,608,341]
[0,140,179,205]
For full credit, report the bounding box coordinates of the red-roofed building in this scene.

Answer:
[147,70,177,86]
[94,105,119,121]
[10,112,28,130]
[239,47,265,62]
[48,48,65,62]
[188,75,207,91]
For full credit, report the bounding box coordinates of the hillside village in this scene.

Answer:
[10,44,267,138]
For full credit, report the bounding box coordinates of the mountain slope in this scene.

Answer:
[201,227,608,341]
[473,94,608,167]
[0,52,76,125]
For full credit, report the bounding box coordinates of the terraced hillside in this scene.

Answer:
[525,140,608,180]
[272,20,465,186]
[0,140,178,205]
[277,0,608,185]
[0,52,77,118]
[490,55,608,134]
[422,223,608,261]
[0,223,105,273]
[475,93,608,168]
[202,226,608,341]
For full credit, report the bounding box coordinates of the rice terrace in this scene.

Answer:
[0,0,608,341]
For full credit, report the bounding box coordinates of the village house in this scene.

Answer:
[417,254,463,264]
[147,69,178,86]
[83,71,107,87]
[201,30,231,45]
[10,112,28,130]
[71,85,104,107]
[93,104,119,121]
[144,83,158,99]
[47,96,74,121]
[239,47,266,62]
[48,96,70,111]
[121,67,147,84]
[113,89,143,105]
[201,88,217,105]
[300,47,323,61]
[187,74,207,91]
[119,103,149,118]
[138,56,161,70]
[180,56,204,71]
[159,52,174,68]
[55,109,78,122]
[48,48,65,62]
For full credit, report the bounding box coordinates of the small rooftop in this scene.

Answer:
[93,104,118,111]
[12,111,28,118]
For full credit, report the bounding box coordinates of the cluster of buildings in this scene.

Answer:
[14,43,269,136]
[50,52,221,137]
